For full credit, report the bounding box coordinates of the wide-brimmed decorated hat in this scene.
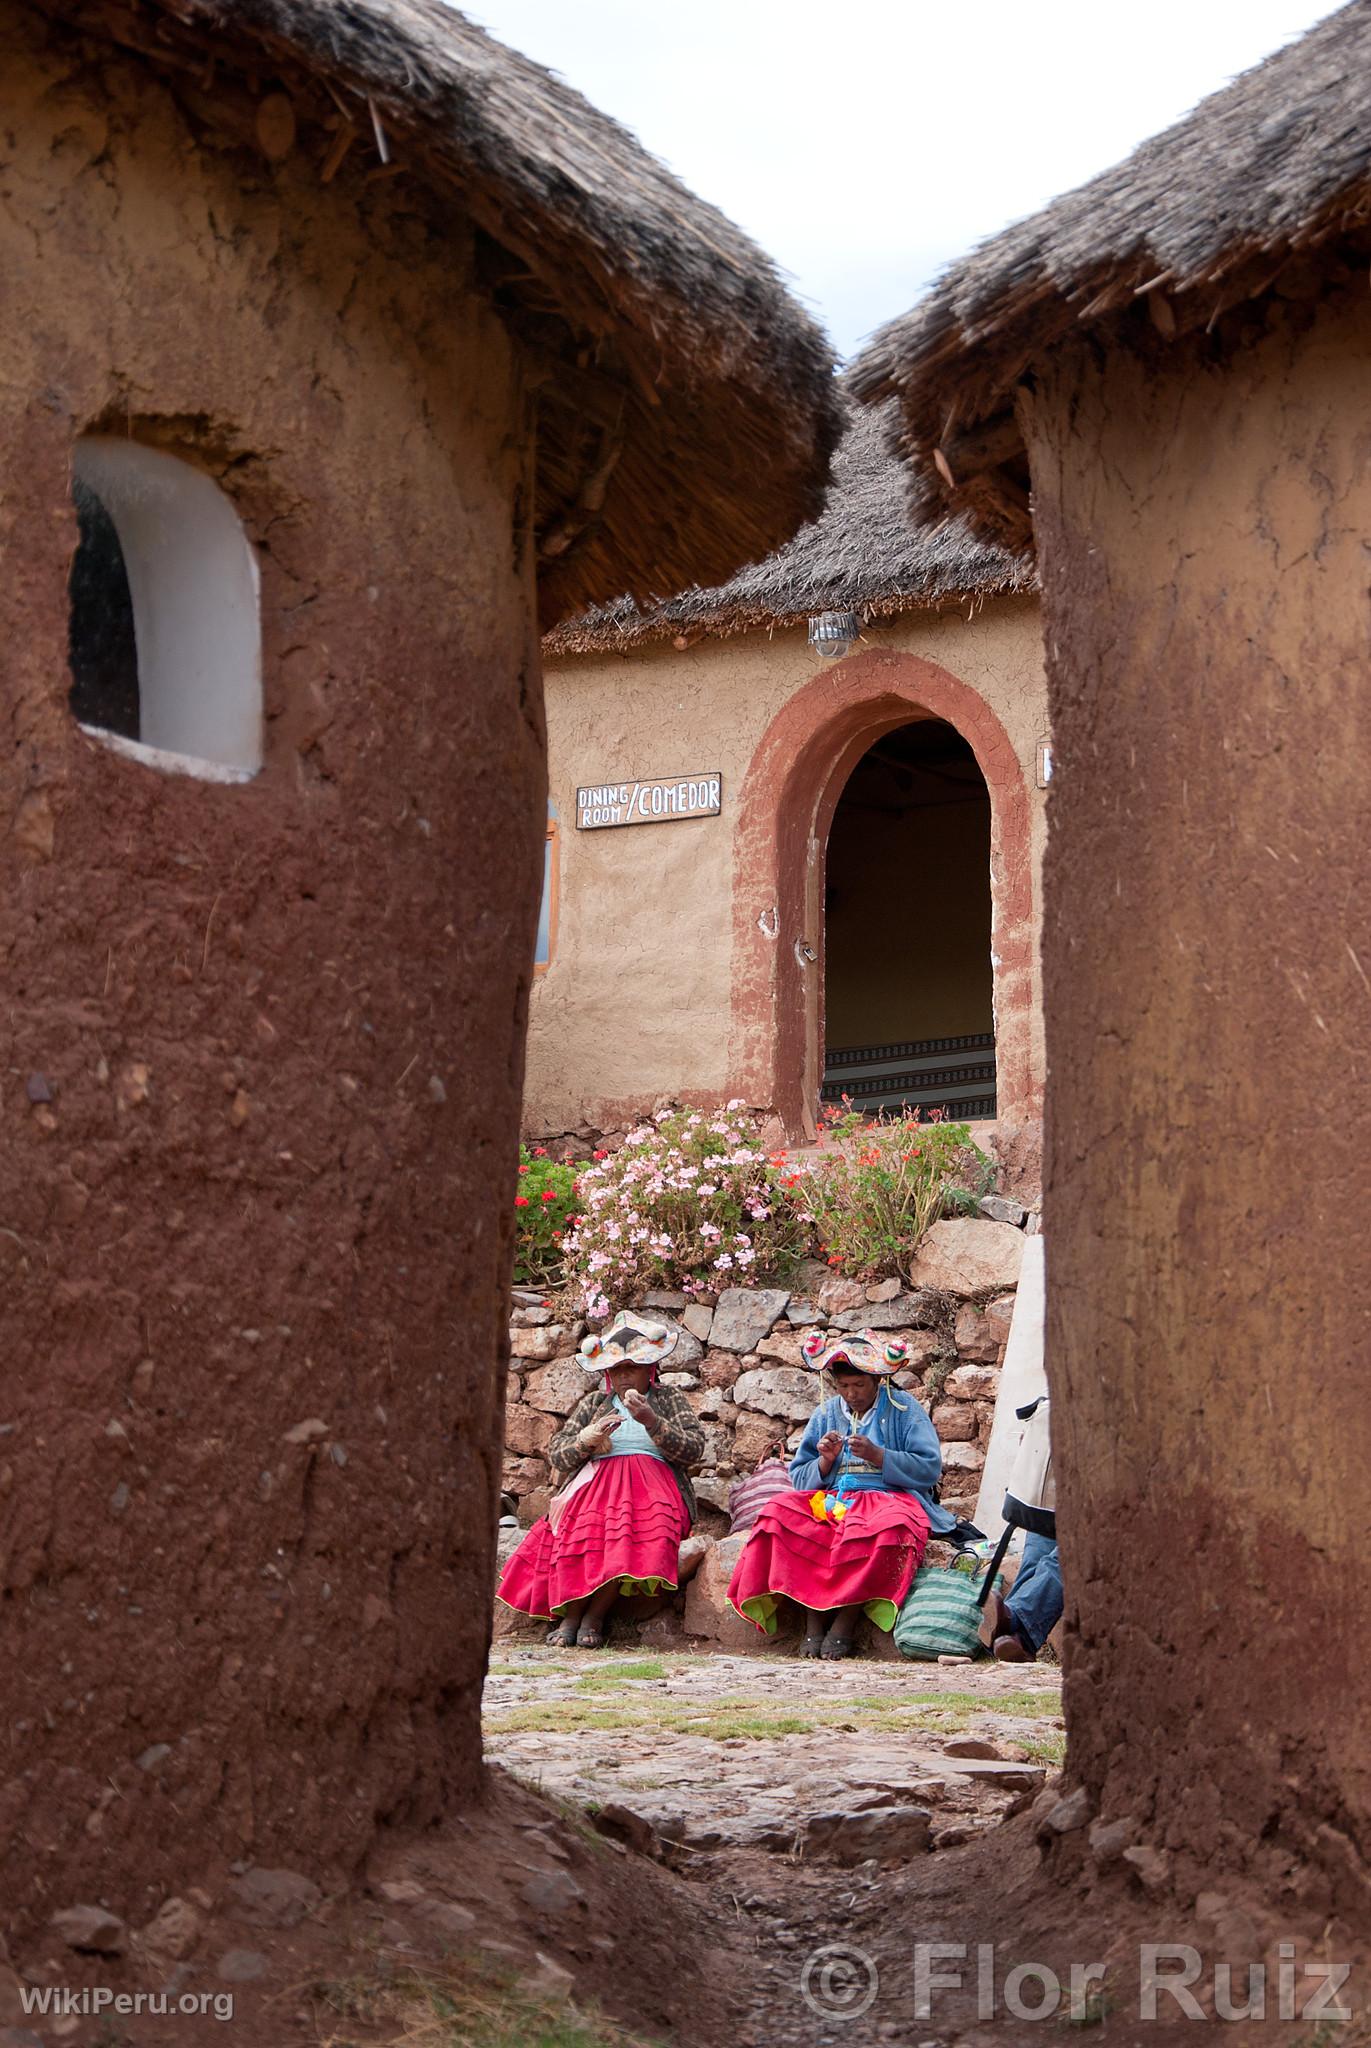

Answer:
[578,1311,679,1373]
[799,1328,910,1378]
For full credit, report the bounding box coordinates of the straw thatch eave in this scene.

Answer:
[36,0,841,624]
[544,400,1031,657]
[849,2,1371,553]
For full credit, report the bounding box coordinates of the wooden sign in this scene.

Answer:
[576,773,721,831]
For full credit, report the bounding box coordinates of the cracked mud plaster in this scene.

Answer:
[1,5,546,1929]
[1027,286,1371,1921]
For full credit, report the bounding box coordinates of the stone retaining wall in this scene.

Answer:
[502,1212,1033,1544]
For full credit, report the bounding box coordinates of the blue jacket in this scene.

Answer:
[790,1384,956,1535]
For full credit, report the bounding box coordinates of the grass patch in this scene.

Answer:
[1018,1732,1069,1767]
[575,1659,667,1691]
[485,1684,1062,1744]
[313,1958,652,2048]
[489,1701,815,1739]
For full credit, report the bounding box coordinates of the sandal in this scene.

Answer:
[820,1633,857,1660]
[546,1618,580,1649]
[576,1617,609,1649]
[801,1633,826,1659]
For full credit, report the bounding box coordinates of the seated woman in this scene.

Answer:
[728,1329,954,1659]
[979,1534,1062,1662]
[497,1312,703,1648]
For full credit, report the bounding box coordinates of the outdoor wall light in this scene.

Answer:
[808,610,861,661]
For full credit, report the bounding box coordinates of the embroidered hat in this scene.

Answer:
[577,1310,679,1373]
[799,1327,910,1378]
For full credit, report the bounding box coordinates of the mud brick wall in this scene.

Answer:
[2,7,539,1930]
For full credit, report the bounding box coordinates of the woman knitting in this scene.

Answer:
[497,1312,703,1648]
[728,1330,954,1658]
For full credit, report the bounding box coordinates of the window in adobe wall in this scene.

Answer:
[535,802,559,971]
[68,437,262,782]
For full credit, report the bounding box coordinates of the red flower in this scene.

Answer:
[593,1148,608,1160]
[827,1253,842,1266]
[541,1190,556,1204]
[518,1164,529,1175]
[514,1195,530,1208]
[533,1146,548,1157]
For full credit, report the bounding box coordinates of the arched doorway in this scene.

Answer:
[822,718,996,1120]
[729,647,1038,1145]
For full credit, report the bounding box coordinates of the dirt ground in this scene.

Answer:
[7,1645,1367,2046]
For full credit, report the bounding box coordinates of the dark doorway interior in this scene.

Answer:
[822,717,995,1119]
[68,477,140,742]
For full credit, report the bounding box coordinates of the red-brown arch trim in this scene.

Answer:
[729,647,1038,1143]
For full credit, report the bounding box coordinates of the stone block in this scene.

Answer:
[510,1326,559,1362]
[979,1195,1027,1227]
[784,1299,825,1326]
[692,1475,732,1514]
[709,1288,791,1353]
[954,1304,1005,1364]
[909,1220,1025,1296]
[676,1532,715,1584]
[940,1441,984,1473]
[931,1402,977,1443]
[642,1288,686,1310]
[502,1454,548,1496]
[691,1418,731,1466]
[504,1404,556,1456]
[732,1366,815,1422]
[797,1806,932,1864]
[699,1350,742,1391]
[523,1361,589,1415]
[683,1533,756,1649]
[890,1334,943,1382]
[944,1363,1000,1402]
[833,1293,935,1330]
[816,1276,866,1315]
[691,1385,735,1420]
[755,1330,807,1366]
[682,1304,714,1342]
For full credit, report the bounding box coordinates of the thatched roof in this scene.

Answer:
[850,2,1370,553]
[43,0,841,624]
[544,400,1031,655]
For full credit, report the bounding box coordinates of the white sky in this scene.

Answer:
[466,0,1336,360]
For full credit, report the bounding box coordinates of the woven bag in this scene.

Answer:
[893,1562,998,1661]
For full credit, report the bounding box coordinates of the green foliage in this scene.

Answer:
[777,1104,994,1280]
[513,1145,586,1286]
[564,1104,807,1314]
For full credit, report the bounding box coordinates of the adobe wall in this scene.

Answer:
[2,9,539,1929]
[1027,285,1371,1917]
[530,599,1046,1159]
